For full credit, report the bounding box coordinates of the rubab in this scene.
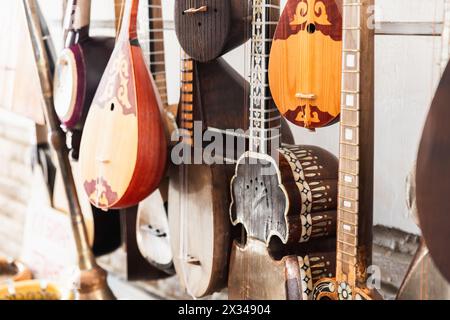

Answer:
[269,0,343,129]
[79,0,167,210]
[135,0,175,274]
[23,0,115,299]
[312,0,379,300]
[228,0,338,300]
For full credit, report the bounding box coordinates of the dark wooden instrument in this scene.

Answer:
[174,0,252,62]
[228,0,338,300]
[312,0,379,300]
[54,0,115,155]
[135,0,174,274]
[268,0,342,129]
[416,60,450,283]
[79,0,167,210]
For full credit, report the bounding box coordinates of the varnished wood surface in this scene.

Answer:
[397,239,450,300]
[228,238,336,299]
[175,0,251,62]
[416,60,450,282]
[269,0,342,129]
[79,0,167,209]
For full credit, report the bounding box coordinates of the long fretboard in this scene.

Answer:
[63,0,90,46]
[249,0,281,155]
[336,0,374,288]
[137,0,168,106]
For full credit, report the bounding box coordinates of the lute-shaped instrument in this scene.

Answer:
[268,0,342,129]
[79,0,167,210]
[312,0,379,300]
[228,0,338,300]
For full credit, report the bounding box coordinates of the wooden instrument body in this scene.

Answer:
[229,238,336,299]
[174,0,251,62]
[416,61,450,282]
[397,240,450,300]
[169,58,250,297]
[80,0,167,209]
[229,146,338,299]
[230,147,338,245]
[134,0,175,275]
[269,0,342,128]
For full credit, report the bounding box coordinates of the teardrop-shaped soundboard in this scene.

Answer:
[269,0,342,129]
[79,0,167,210]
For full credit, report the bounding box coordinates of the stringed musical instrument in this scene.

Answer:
[312,0,380,300]
[79,0,167,210]
[135,0,174,274]
[416,61,450,283]
[228,0,338,300]
[54,0,115,154]
[397,166,450,299]
[268,0,342,129]
[174,0,251,62]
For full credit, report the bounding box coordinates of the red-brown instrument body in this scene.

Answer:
[79,0,167,209]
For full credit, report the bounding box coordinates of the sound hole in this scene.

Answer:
[110,103,115,111]
[307,23,316,34]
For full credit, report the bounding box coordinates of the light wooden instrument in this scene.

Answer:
[54,0,115,144]
[134,0,175,274]
[0,257,32,284]
[174,0,251,62]
[0,280,73,300]
[269,0,342,129]
[79,0,167,210]
[312,0,380,300]
[228,0,338,300]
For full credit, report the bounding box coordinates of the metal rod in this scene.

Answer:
[22,0,115,300]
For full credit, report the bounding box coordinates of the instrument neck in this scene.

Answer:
[64,0,91,46]
[179,51,194,146]
[119,0,139,41]
[248,0,281,155]
[141,0,168,106]
[336,0,374,288]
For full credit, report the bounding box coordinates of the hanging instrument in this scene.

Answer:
[54,0,115,157]
[52,0,121,256]
[228,0,338,300]
[79,0,167,210]
[268,0,342,129]
[174,0,251,62]
[416,61,450,284]
[135,0,175,274]
[312,0,380,300]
